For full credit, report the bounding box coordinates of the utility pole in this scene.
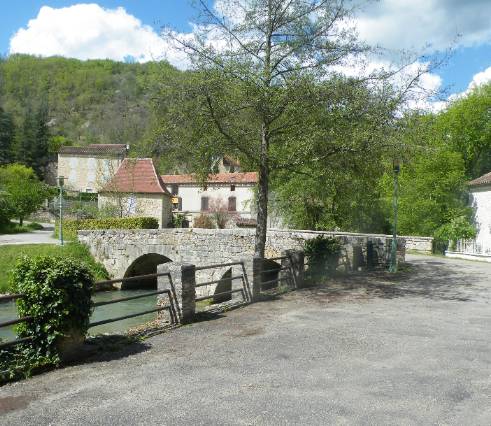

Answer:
[58,176,65,246]
[389,160,400,273]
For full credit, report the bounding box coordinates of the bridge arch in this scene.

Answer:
[122,253,172,290]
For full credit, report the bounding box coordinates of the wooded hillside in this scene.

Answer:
[0,55,178,150]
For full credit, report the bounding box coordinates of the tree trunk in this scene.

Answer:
[254,123,269,257]
[19,217,23,227]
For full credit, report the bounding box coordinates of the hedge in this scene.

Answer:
[55,217,159,240]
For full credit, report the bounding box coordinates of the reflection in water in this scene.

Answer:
[0,290,159,341]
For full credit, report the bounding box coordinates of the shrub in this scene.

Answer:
[55,216,159,240]
[304,235,342,278]
[193,214,215,229]
[434,215,477,251]
[1,256,94,382]
[172,213,188,228]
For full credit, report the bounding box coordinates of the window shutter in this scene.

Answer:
[201,197,209,211]
[228,196,236,212]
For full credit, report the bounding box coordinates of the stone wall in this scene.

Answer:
[78,228,405,284]
[98,193,172,228]
[402,235,433,253]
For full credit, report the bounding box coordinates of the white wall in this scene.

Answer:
[166,183,255,218]
[470,186,491,251]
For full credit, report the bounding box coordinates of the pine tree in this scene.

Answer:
[15,108,37,173]
[0,107,15,165]
[33,104,50,179]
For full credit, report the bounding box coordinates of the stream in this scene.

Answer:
[0,289,159,341]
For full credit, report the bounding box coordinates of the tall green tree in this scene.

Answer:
[0,164,50,225]
[438,83,491,178]
[32,104,50,179]
[160,0,425,256]
[0,106,15,165]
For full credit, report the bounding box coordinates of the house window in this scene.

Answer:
[230,185,235,192]
[228,196,236,212]
[171,184,179,195]
[201,196,209,211]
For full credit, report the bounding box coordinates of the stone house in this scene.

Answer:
[161,172,258,227]
[447,171,491,262]
[57,144,128,193]
[99,158,172,228]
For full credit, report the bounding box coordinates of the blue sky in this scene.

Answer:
[1,1,491,100]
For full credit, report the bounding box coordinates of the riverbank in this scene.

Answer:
[0,243,108,294]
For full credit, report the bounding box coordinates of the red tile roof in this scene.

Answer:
[59,144,128,156]
[469,171,491,187]
[161,172,258,185]
[101,158,170,195]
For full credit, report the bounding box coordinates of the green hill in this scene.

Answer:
[0,55,178,150]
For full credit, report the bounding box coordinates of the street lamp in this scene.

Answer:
[389,160,400,273]
[58,176,65,246]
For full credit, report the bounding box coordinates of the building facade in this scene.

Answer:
[161,172,257,227]
[99,158,172,228]
[447,171,491,262]
[57,144,128,193]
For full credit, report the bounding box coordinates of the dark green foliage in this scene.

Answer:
[57,216,159,240]
[0,106,15,165]
[172,213,188,228]
[0,55,179,153]
[304,236,342,278]
[1,256,94,382]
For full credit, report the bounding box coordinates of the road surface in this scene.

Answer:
[1,254,490,425]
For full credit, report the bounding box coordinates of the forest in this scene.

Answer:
[0,54,490,243]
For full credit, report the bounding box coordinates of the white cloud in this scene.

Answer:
[354,0,491,53]
[448,65,491,102]
[9,3,190,68]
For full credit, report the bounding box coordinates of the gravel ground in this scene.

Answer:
[1,253,490,425]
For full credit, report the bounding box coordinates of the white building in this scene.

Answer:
[161,172,258,227]
[57,144,128,193]
[447,171,491,262]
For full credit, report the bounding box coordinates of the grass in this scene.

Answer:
[0,221,44,235]
[0,243,109,294]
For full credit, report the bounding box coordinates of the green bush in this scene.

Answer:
[304,235,342,278]
[434,215,476,251]
[55,216,159,240]
[1,256,94,382]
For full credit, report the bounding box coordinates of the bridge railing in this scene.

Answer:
[0,293,33,350]
[90,272,177,328]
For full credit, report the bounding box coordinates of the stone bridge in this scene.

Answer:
[78,228,404,290]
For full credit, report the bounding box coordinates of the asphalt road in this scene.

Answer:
[1,254,490,425]
[0,223,57,245]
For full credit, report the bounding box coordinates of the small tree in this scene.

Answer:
[0,164,50,225]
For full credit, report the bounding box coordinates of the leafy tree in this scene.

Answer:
[380,114,472,238]
[0,164,50,225]
[437,83,491,178]
[0,106,15,165]
[32,105,50,179]
[15,108,36,170]
[159,0,425,256]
